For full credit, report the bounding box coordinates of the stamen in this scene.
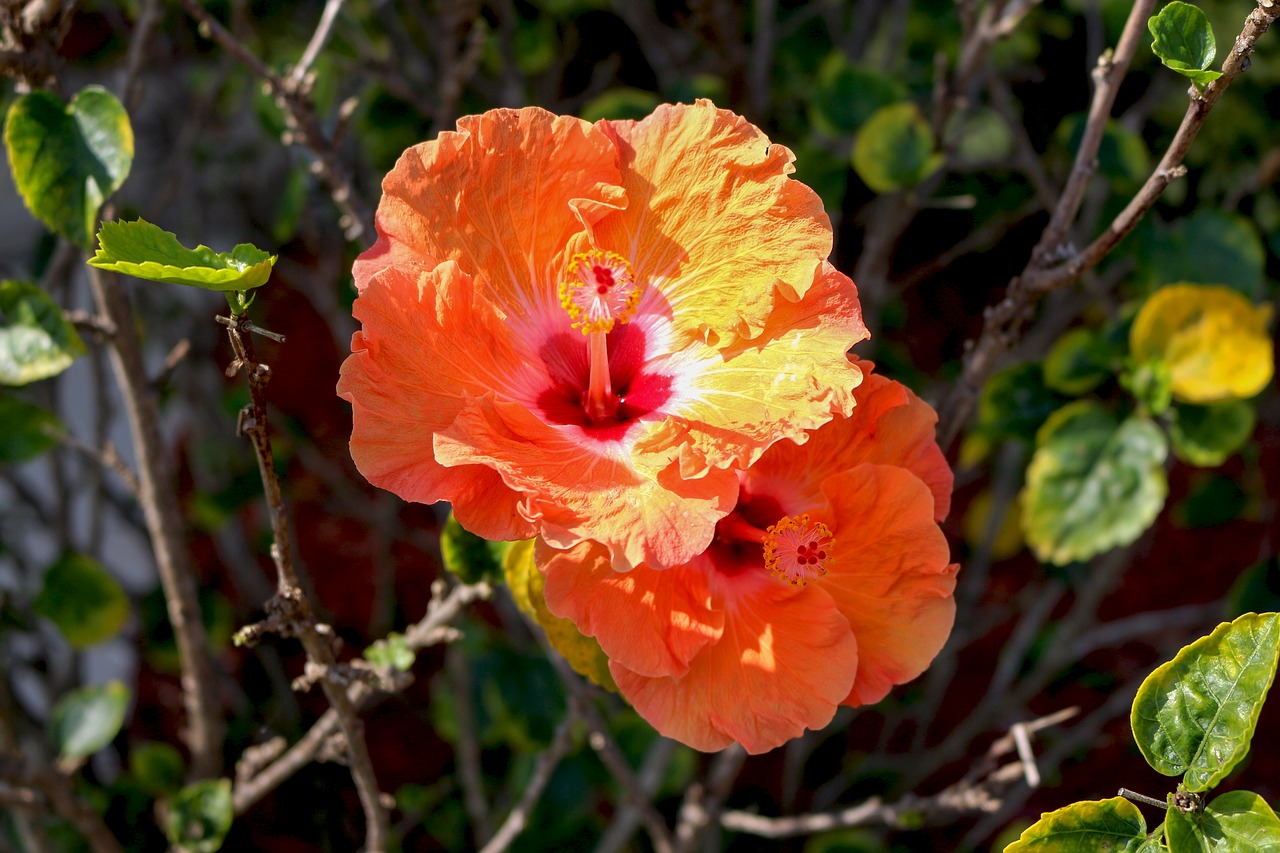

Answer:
[762,514,835,586]
[559,249,641,335]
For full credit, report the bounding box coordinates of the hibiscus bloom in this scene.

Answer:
[539,368,956,753]
[338,101,867,570]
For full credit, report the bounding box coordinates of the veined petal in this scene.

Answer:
[433,396,738,570]
[538,539,724,678]
[632,263,867,478]
[820,464,956,707]
[592,100,832,346]
[611,581,857,754]
[338,261,534,541]
[745,366,953,522]
[355,107,625,318]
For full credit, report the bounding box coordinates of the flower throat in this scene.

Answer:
[559,249,642,421]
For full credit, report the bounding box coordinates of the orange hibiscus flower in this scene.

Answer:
[539,368,956,753]
[338,101,867,570]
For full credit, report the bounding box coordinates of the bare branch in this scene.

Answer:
[218,312,388,849]
[544,653,675,853]
[289,0,345,90]
[86,267,224,780]
[232,580,491,814]
[939,0,1280,446]
[674,745,746,853]
[176,0,373,240]
[720,708,1078,840]
[478,708,580,853]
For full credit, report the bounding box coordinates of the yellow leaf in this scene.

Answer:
[503,539,618,693]
[1131,283,1274,403]
[963,489,1023,561]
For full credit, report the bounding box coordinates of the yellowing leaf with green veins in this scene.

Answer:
[88,219,275,293]
[1002,797,1158,852]
[1130,284,1273,404]
[1132,612,1280,792]
[0,281,86,385]
[3,86,133,249]
[1165,790,1280,852]
[1021,402,1167,565]
[504,539,616,692]
[852,102,943,194]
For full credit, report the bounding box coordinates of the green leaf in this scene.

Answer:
[440,512,509,584]
[852,102,943,194]
[365,631,415,672]
[49,681,130,762]
[88,219,276,292]
[809,53,906,135]
[0,280,86,385]
[0,392,60,463]
[130,741,185,796]
[164,779,234,853]
[1022,403,1168,565]
[1170,401,1256,467]
[1166,790,1280,852]
[1003,797,1153,852]
[33,553,129,649]
[1132,613,1280,792]
[1057,116,1151,187]
[1135,211,1267,299]
[578,88,662,123]
[976,362,1065,444]
[3,86,133,249]
[1043,328,1116,395]
[1148,1,1223,89]
[1121,359,1174,417]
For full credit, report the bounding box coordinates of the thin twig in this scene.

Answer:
[86,267,224,780]
[176,0,373,240]
[478,708,580,853]
[544,653,675,853]
[674,746,747,853]
[594,738,678,853]
[447,644,493,846]
[720,708,1077,840]
[219,313,388,850]
[232,580,490,814]
[289,0,345,90]
[940,0,1280,445]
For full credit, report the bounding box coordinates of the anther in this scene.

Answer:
[762,514,835,586]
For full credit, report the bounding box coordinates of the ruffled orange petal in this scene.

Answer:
[745,367,953,522]
[338,261,534,541]
[591,100,832,346]
[355,107,625,319]
[820,464,956,707]
[611,581,858,754]
[631,263,867,479]
[433,396,738,570]
[537,539,723,678]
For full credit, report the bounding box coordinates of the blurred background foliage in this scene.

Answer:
[0,0,1277,851]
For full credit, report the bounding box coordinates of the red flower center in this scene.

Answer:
[762,514,835,586]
